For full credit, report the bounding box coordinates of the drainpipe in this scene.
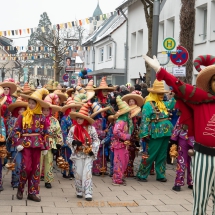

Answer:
[118,8,128,84]
[108,35,117,69]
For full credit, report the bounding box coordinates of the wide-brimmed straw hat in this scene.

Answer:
[70,102,94,125]
[90,102,110,119]
[94,77,115,91]
[22,83,32,94]
[53,90,67,104]
[130,106,141,118]
[114,96,137,119]
[44,93,61,112]
[8,97,28,112]
[66,88,74,97]
[75,86,95,101]
[61,97,82,113]
[194,55,215,92]
[20,88,50,108]
[147,79,169,93]
[122,90,145,107]
[0,78,17,95]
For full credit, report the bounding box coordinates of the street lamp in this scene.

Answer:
[64,38,79,87]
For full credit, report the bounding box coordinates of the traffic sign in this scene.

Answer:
[170,46,189,66]
[172,67,186,77]
[62,73,69,82]
[163,37,176,51]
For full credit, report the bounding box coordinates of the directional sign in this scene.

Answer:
[62,73,69,82]
[163,37,176,51]
[170,46,189,66]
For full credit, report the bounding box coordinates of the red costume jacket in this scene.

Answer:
[157,68,215,147]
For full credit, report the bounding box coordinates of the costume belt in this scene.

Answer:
[194,142,215,156]
[22,133,40,137]
[151,118,169,123]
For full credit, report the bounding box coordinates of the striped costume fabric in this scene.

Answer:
[192,151,215,215]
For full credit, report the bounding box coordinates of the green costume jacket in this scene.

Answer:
[139,98,176,139]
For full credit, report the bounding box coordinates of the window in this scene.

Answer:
[158,22,164,51]
[107,44,112,60]
[137,30,143,56]
[86,50,90,64]
[203,9,207,40]
[195,4,208,43]
[167,18,175,38]
[131,32,136,57]
[99,47,104,62]
[211,2,215,41]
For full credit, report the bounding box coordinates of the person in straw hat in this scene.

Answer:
[135,79,175,183]
[94,77,115,105]
[66,102,100,201]
[0,78,17,129]
[60,97,82,179]
[11,88,50,202]
[111,96,137,186]
[0,89,7,191]
[122,90,145,177]
[40,93,63,189]
[7,97,28,189]
[143,54,215,214]
[90,102,110,176]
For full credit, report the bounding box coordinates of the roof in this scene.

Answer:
[82,14,116,46]
[0,36,17,54]
[82,10,127,46]
[94,11,127,44]
[93,1,103,17]
[115,0,138,10]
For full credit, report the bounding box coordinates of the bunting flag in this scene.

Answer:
[0,11,117,37]
[0,45,78,51]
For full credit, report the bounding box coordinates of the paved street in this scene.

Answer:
[0,157,212,215]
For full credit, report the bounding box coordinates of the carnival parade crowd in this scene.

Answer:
[0,55,215,215]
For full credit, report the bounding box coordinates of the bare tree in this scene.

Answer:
[28,12,84,82]
[140,0,154,86]
[179,0,195,84]
[0,61,10,81]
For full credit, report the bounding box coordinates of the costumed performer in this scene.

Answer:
[40,93,63,188]
[91,102,110,176]
[143,54,215,215]
[122,90,145,177]
[12,89,50,202]
[60,97,82,179]
[7,97,27,188]
[66,103,100,201]
[112,96,137,185]
[136,79,175,182]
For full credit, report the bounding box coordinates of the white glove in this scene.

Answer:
[143,55,161,73]
[43,150,48,155]
[101,140,105,145]
[17,145,24,152]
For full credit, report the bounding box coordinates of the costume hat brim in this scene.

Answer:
[94,87,115,91]
[49,104,62,113]
[20,93,50,108]
[54,92,67,103]
[8,101,28,112]
[147,88,169,93]
[122,94,145,107]
[90,106,110,119]
[61,103,82,113]
[0,82,17,95]
[114,104,137,119]
[130,106,141,118]
[0,96,7,106]
[196,65,215,92]
[70,111,95,125]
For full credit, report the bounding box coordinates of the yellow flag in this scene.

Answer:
[86,18,90,24]
[0,31,2,36]
[68,22,72,28]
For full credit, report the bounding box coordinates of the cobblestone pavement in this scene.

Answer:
[0,157,213,215]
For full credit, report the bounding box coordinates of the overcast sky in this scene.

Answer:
[0,0,123,46]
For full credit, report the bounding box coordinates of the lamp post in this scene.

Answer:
[64,38,79,87]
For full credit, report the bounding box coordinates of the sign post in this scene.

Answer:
[170,45,189,66]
